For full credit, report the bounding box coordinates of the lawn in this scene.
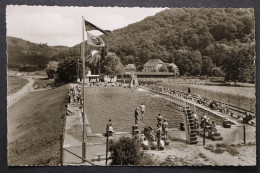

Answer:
[8,84,68,166]
[8,76,29,95]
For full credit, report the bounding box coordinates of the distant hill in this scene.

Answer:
[7,8,255,82]
[102,8,255,79]
[7,36,69,71]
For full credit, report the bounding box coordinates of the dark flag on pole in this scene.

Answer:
[84,20,111,35]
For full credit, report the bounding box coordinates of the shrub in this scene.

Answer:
[109,136,143,165]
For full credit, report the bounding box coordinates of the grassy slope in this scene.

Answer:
[8,76,29,95]
[8,84,67,166]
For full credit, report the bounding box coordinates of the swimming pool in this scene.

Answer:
[85,87,183,133]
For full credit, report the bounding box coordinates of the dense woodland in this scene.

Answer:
[102,8,255,82]
[7,8,255,83]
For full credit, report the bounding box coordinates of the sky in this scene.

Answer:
[6,6,166,47]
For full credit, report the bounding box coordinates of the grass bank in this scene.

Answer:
[8,84,68,166]
[8,76,29,95]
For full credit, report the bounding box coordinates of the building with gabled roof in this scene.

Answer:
[125,64,136,72]
[143,59,164,72]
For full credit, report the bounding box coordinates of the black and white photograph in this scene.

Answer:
[6,6,256,166]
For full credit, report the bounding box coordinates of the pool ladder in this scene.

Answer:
[183,107,198,144]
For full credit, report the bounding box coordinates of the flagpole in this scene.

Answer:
[82,16,86,162]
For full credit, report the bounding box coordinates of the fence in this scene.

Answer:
[157,83,255,113]
[7,77,33,108]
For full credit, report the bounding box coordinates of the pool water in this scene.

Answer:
[85,87,183,133]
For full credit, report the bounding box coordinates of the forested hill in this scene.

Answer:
[7,36,69,71]
[102,8,255,81]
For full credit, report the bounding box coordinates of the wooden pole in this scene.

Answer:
[203,126,206,146]
[106,126,108,165]
[82,16,86,161]
[243,125,246,144]
[77,58,79,83]
[60,134,63,166]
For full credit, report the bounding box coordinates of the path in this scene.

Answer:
[7,76,35,108]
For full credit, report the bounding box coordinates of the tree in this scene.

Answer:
[201,56,214,76]
[109,136,143,165]
[45,61,59,79]
[100,8,254,78]
[211,67,225,77]
[56,57,81,83]
[104,52,123,82]
[222,42,254,84]
[159,65,169,72]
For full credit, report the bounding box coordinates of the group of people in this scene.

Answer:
[243,112,253,123]
[140,113,168,151]
[142,83,237,120]
[67,84,82,106]
[140,134,164,151]
[66,84,82,116]
[134,103,146,125]
[200,113,217,135]
[134,103,168,151]
[155,114,168,150]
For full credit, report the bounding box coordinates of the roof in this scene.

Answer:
[144,59,164,67]
[135,72,175,76]
[125,64,136,70]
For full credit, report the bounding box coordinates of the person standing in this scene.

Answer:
[106,119,114,136]
[157,114,163,126]
[135,108,139,126]
[140,103,146,120]
[107,119,112,130]
[162,119,169,142]
[156,124,162,150]
[193,112,199,131]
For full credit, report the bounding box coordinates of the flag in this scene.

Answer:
[87,32,105,47]
[84,20,111,35]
